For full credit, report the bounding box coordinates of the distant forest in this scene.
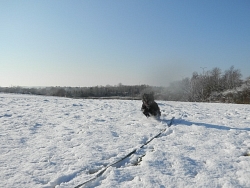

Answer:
[1,66,250,104]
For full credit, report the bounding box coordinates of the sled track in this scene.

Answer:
[74,117,175,188]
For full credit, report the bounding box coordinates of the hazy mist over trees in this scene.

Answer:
[162,66,249,103]
[1,66,249,104]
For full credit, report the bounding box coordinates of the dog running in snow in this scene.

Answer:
[141,93,161,118]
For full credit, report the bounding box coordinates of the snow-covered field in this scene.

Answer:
[1,93,250,188]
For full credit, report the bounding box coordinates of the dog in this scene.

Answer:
[141,93,161,118]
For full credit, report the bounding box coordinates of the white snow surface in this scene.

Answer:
[1,93,250,188]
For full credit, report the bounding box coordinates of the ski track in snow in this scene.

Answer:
[0,93,250,188]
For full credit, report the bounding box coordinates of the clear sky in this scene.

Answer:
[1,0,250,87]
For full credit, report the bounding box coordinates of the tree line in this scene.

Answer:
[1,66,249,104]
[161,66,250,103]
[0,84,152,100]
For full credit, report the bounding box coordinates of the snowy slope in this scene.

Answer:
[0,93,250,188]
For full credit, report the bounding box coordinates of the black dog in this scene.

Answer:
[141,93,161,118]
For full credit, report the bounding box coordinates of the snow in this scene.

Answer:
[0,93,250,188]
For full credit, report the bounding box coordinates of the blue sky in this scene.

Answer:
[1,0,250,87]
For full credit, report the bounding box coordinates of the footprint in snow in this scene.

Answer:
[0,114,12,118]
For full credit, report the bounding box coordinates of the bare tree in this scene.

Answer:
[222,66,242,89]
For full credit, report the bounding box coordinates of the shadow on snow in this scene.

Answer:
[174,119,250,131]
